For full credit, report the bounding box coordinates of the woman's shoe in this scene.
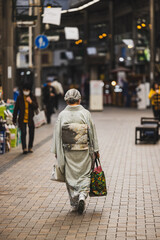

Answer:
[23,149,28,154]
[28,149,33,153]
[77,193,85,214]
[77,199,85,214]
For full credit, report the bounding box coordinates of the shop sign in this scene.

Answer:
[35,35,49,49]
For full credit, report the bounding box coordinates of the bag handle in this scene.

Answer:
[34,108,40,115]
[92,156,101,170]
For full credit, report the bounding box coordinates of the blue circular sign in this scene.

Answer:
[35,35,49,49]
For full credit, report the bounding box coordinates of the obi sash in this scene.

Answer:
[62,123,88,150]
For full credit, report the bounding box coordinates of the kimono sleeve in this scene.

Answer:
[51,122,57,154]
[50,115,65,173]
[88,113,99,152]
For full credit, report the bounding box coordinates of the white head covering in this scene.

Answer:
[64,88,81,101]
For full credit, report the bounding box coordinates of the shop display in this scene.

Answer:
[0,117,6,154]
[0,104,6,119]
[5,130,11,152]
[0,131,5,154]
[6,104,14,114]
[0,100,18,153]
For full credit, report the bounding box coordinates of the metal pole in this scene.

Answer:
[109,0,114,70]
[34,0,42,107]
[132,12,136,73]
[2,0,15,100]
[0,1,2,88]
[29,0,33,68]
[150,0,155,85]
[84,10,89,74]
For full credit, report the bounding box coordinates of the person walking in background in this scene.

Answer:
[51,89,99,214]
[13,87,19,102]
[13,83,38,154]
[42,78,56,124]
[122,79,130,107]
[51,76,64,111]
[148,82,160,120]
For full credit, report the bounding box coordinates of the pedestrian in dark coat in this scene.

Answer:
[42,79,56,124]
[13,84,38,154]
[51,76,64,110]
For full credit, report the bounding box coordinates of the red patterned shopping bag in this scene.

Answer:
[89,157,107,197]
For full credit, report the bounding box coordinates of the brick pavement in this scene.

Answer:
[0,107,160,240]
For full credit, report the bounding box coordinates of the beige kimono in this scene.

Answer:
[51,105,99,207]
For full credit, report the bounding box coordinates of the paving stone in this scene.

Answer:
[0,108,160,240]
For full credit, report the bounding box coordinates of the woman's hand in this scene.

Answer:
[26,96,32,104]
[94,151,100,159]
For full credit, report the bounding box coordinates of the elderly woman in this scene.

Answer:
[51,89,99,214]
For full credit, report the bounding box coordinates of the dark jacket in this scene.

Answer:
[13,93,38,127]
[42,85,56,105]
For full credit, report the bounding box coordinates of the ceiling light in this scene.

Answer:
[141,23,146,27]
[137,25,142,29]
[119,57,124,62]
[111,81,116,87]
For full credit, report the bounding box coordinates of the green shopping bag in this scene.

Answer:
[89,157,107,197]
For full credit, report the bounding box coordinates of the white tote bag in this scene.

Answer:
[33,110,47,128]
